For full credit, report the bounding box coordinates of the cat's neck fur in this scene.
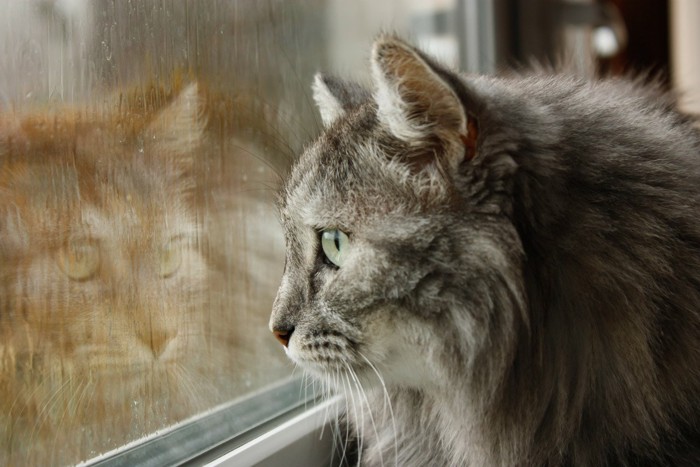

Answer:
[272,36,700,466]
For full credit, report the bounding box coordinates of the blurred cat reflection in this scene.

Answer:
[0,84,218,464]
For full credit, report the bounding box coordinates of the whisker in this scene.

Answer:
[33,372,74,435]
[26,372,67,452]
[327,366,342,467]
[319,367,335,441]
[227,143,285,181]
[348,364,384,467]
[338,365,355,467]
[50,377,86,458]
[8,359,48,418]
[342,363,364,467]
[176,364,202,413]
[335,366,350,466]
[360,351,398,466]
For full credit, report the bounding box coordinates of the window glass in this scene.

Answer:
[0,0,486,464]
[0,1,327,464]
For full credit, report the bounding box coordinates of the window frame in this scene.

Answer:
[4,2,503,465]
[83,378,339,467]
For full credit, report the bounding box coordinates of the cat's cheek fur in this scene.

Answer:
[358,309,446,389]
[286,303,439,391]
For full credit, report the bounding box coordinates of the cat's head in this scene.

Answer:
[0,84,209,401]
[270,36,527,390]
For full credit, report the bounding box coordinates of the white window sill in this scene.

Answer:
[206,396,341,467]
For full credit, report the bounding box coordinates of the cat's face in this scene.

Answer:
[271,38,524,391]
[0,85,209,405]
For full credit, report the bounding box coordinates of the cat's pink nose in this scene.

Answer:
[272,327,294,347]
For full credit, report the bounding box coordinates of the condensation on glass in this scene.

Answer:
[0,0,494,464]
[0,1,327,464]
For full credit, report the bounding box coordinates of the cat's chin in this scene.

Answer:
[289,350,397,394]
[287,345,365,379]
[298,361,377,392]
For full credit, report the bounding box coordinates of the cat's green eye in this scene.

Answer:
[57,241,100,281]
[159,238,183,278]
[321,229,349,267]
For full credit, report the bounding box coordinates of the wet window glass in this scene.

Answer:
[2,0,675,464]
[0,1,321,463]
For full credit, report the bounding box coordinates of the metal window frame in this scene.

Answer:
[82,378,339,467]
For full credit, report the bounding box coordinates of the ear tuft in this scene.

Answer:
[146,82,206,156]
[312,74,346,127]
[312,73,371,127]
[370,35,466,143]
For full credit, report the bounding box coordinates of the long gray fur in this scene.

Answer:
[270,35,700,466]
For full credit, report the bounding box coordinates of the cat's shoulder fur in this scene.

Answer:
[271,35,700,465]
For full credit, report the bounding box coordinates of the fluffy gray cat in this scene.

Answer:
[269,35,700,466]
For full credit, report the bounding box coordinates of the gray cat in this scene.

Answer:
[269,35,700,466]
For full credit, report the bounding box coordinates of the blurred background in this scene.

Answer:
[2,1,698,110]
[0,0,696,465]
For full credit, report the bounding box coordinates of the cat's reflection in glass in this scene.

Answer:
[0,84,218,464]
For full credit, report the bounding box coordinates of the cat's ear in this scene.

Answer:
[312,73,370,127]
[145,83,206,159]
[371,35,476,170]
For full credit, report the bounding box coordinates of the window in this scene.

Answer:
[0,2,316,464]
[3,1,669,465]
[0,1,469,462]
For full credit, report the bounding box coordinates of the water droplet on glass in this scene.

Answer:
[101,40,112,61]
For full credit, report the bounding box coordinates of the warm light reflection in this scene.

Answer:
[0,1,315,463]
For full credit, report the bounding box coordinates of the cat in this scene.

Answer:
[0,84,219,465]
[270,35,700,466]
